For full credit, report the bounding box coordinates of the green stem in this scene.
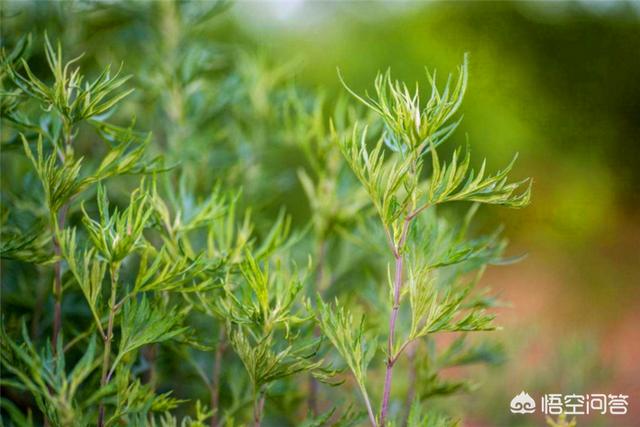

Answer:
[253,388,266,427]
[51,200,69,354]
[51,121,73,354]
[360,387,377,427]
[97,262,119,427]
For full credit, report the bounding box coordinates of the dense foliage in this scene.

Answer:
[1,3,531,426]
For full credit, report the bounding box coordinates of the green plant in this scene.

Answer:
[1,35,206,426]
[317,56,530,426]
[1,8,530,426]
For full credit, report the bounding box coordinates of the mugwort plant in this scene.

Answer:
[1,7,530,426]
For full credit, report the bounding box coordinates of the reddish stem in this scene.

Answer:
[380,217,411,426]
[253,391,265,427]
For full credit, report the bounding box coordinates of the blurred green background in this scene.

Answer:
[2,1,639,425]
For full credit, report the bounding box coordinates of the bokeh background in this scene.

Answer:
[2,1,639,426]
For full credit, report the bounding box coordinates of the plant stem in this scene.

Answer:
[51,124,73,354]
[210,325,226,427]
[253,389,266,427]
[380,217,411,426]
[97,263,119,427]
[380,256,401,425]
[361,388,378,427]
[51,204,69,354]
